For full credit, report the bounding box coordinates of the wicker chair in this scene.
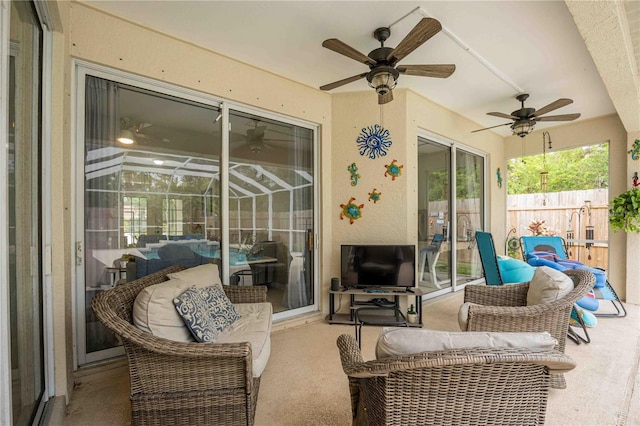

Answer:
[462,268,595,388]
[337,333,575,426]
[92,265,268,426]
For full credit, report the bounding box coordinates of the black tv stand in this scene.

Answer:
[327,287,424,326]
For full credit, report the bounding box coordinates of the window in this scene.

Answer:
[163,198,183,237]
[123,196,147,246]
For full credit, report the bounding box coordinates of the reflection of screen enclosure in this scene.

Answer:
[82,76,315,359]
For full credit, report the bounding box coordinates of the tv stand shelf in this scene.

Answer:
[328,288,424,327]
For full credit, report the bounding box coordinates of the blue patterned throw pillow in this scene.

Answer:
[174,287,220,343]
[198,285,241,332]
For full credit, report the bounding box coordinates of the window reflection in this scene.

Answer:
[82,77,315,361]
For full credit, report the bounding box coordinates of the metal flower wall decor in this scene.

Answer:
[356,124,392,159]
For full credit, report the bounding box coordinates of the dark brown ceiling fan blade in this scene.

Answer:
[535,113,581,122]
[531,98,573,117]
[386,17,442,64]
[378,90,393,105]
[487,112,518,120]
[471,122,512,133]
[320,73,368,91]
[397,64,455,78]
[322,39,375,65]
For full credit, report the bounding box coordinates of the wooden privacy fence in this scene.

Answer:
[507,189,609,268]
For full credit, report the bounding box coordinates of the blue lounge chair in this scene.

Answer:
[520,235,626,318]
[478,231,591,345]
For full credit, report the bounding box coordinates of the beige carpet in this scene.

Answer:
[64,291,640,426]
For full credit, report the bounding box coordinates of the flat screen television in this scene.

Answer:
[340,245,415,289]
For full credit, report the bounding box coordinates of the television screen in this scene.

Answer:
[340,245,415,289]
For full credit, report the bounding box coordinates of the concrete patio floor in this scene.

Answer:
[62,290,640,425]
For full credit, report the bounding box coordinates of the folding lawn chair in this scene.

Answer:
[475,231,504,285]
[519,235,626,318]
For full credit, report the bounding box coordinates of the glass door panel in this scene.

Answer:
[417,138,451,294]
[455,149,484,285]
[8,1,45,423]
[228,110,314,313]
[82,76,222,361]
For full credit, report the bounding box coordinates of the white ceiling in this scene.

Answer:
[84,1,622,137]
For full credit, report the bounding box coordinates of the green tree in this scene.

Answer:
[507,143,608,195]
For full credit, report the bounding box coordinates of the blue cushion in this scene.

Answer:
[174,286,221,342]
[173,285,240,342]
[571,305,598,327]
[497,256,535,284]
[198,285,241,332]
[576,291,600,311]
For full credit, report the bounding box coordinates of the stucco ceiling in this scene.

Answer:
[83,1,637,137]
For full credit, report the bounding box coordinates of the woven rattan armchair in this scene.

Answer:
[337,333,575,426]
[462,268,595,388]
[92,265,268,426]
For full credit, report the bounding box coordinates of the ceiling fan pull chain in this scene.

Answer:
[380,104,384,127]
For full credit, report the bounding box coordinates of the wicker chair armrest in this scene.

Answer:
[223,285,268,303]
[464,282,529,306]
[337,334,575,378]
[92,294,256,394]
[125,338,255,395]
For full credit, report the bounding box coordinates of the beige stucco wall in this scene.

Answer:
[503,114,629,301]
[328,89,506,315]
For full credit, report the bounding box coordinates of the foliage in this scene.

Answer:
[507,144,609,195]
[609,188,640,233]
[527,219,557,236]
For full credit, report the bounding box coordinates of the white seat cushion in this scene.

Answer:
[166,263,223,288]
[457,301,482,331]
[133,278,215,342]
[526,266,574,305]
[375,327,557,359]
[216,302,273,377]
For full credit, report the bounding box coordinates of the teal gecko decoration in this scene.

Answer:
[357,124,392,159]
[497,168,503,188]
[339,197,364,224]
[347,162,360,186]
[368,188,381,203]
[384,159,403,180]
[629,139,640,160]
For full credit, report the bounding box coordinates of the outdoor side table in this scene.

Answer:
[354,307,409,349]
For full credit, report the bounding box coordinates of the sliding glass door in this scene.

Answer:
[455,149,484,285]
[76,67,317,364]
[417,135,485,297]
[7,1,46,423]
[228,109,314,312]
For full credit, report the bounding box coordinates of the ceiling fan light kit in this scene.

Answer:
[117,128,135,145]
[473,93,581,138]
[320,18,455,105]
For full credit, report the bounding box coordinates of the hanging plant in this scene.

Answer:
[609,187,640,233]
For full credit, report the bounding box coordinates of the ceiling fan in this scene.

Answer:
[117,118,170,145]
[472,94,581,138]
[319,17,456,105]
[231,121,286,155]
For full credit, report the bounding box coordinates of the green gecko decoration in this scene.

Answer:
[497,168,503,188]
[629,139,640,160]
[347,162,360,186]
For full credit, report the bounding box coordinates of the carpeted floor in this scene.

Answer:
[63,291,640,426]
